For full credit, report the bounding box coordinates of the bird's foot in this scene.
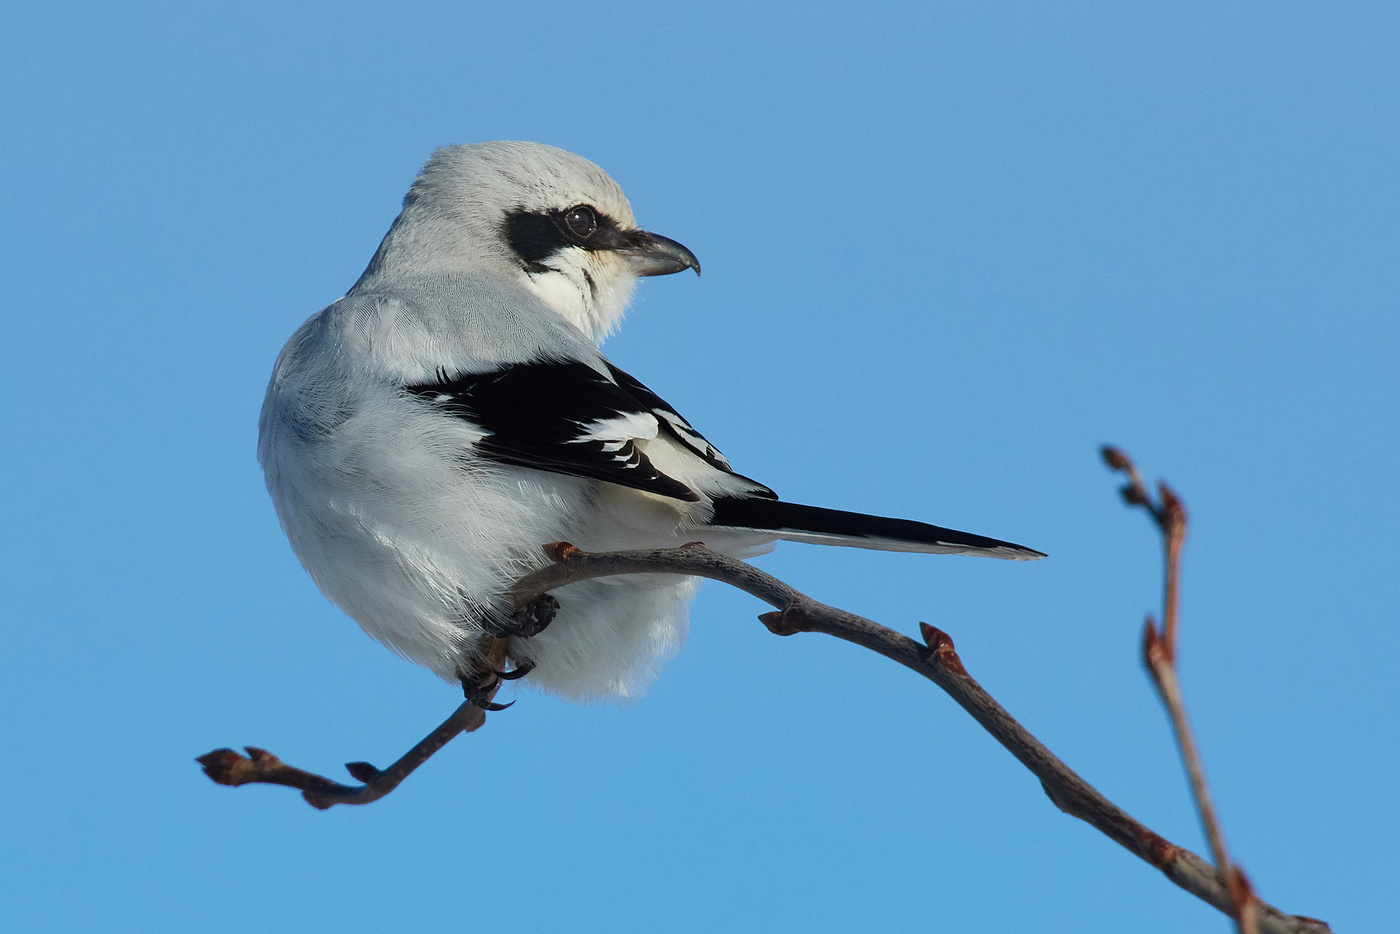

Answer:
[459,667,514,712]
[484,593,560,639]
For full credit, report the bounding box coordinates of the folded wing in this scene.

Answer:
[404,358,774,503]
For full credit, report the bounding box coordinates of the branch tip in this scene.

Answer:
[1110,453,1278,934]
[1100,445,1133,472]
[195,748,247,786]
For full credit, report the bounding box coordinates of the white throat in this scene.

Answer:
[519,251,638,343]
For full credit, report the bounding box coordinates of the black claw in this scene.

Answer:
[459,668,519,712]
[494,659,536,681]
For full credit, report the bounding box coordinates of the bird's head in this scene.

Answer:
[358,141,699,342]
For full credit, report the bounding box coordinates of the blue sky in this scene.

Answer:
[2,3,1395,931]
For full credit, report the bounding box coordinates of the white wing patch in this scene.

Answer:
[655,410,731,469]
[572,411,660,445]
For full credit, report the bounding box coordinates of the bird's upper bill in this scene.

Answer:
[620,229,701,278]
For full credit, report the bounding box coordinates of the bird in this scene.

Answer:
[258,140,1043,705]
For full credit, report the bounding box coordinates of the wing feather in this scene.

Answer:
[404,359,723,501]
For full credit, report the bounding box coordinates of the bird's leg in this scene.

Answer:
[466,595,557,701]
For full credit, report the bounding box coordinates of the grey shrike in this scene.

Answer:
[259,141,1042,704]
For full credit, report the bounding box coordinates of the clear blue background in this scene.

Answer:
[3,3,1394,931]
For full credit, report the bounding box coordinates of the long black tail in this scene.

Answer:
[707,497,1044,560]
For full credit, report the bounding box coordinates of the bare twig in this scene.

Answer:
[197,699,487,809]
[1102,445,1260,934]
[512,544,1327,934]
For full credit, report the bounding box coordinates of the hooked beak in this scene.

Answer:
[622,229,701,277]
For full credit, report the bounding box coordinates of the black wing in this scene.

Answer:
[404,359,722,502]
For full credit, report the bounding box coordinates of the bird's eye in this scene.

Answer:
[563,205,598,239]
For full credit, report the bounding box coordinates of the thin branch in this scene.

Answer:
[197,700,486,809]
[1102,445,1260,934]
[512,545,1328,934]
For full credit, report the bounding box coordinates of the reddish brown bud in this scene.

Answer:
[919,623,967,675]
[1139,830,1179,867]
[542,541,581,562]
[1157,482,1189,532]
[758,607,805,636]
[345,761,381,783]
[918,622,951,651]
[1100,445,1133,472]
[1120,483,1150,507]
[1228,867,1258,934]
[1142,617,1171,669]
[195,748,248,785]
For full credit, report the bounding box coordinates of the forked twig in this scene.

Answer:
[1102,445,1260,934]
[197,699,487,809]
